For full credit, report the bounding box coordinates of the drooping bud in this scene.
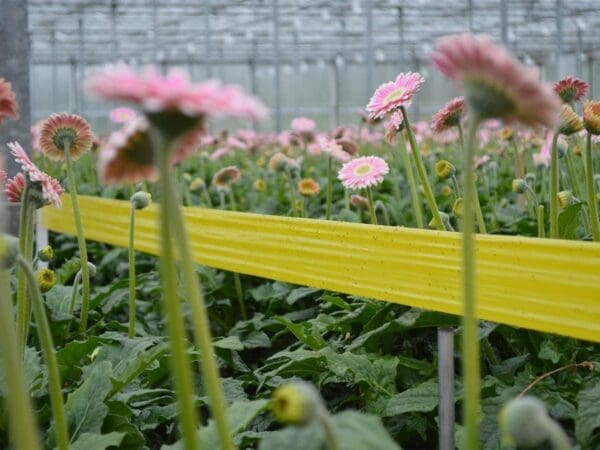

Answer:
[435,160,455,179]
[440,185,453,198]
[36,268,56,293]
[453,198,463,218]
[190,178,206,192]
[37,245,54,262]
[271,382,325,426]
[557,190,579,209]
[131,191,152,210]
[512,179,528,194]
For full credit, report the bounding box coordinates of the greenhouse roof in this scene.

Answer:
[28,0,600,67]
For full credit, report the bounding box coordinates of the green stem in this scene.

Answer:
[537,205,546,238]
[68,271,82,316]
[550,133,560,239]
[544,417,572,450]
[319,410,340,450]
[462,117,481,449]
[326,156,333,220]
[512,141,524,178]
[285,168,298,217]
[472,177,487,234]
[398,133,424,228]
[154,134,201,450]
[17,255,69,450]
[585,133,600,241]
[481,337,498,366]
[365,187,378,225]
[451,174,461,198]
[564,149,591,235]
[128,204,136,339]
[65,145,91,334]
[203,189,213,208]
[0,269,42,450]
[233,273,247,321]
[228,188,237,212]
[158,136,235,450]
[16,180,35,352]
[401,106,444,231]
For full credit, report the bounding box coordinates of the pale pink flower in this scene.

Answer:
[5,172,25,203]
[109,106,137,124]
[318,137,351,162]
[554,76,589,103]
[226,136,248,150]
[413,120,432,144]
[366,72,424,119]
[87,64,267,120]
[0,78,18,125]
[8,142,63,207]
[432,128,460,145]
[210,147,232,161]
[338,155,389,190]
[473,155,491,170]
[431,33,560,128]
[39,113,93,161]
[431,97,465,133]
[291,117,316,134]
[307,142,322,156]
[350,194,369,209]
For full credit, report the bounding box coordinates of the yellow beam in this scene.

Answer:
[43,196,600,343]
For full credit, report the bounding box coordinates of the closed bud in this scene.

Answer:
[435,160,455,179]
[557,190,579,209]
[190,178,206,192]
[453,198,464,218]
[440,185,453,198]
[558,104,584,136]
[131,191,152,210]
[429,211,453,231]
[36,268,56,293]
[86,262,97,277]
[524,172,536,186]
[272,382,324,426]
[253,179,267,192]
[37,245,54,262]
[182,172,192,183]
[512,179,528,194]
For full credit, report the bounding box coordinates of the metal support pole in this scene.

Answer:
[69,58,78,113]
[293,30,300,116]
[397,7,405,68]
[272,0,282,132]
[555,0,563,79]
[0,0,32,178]
[152,0,159,65]
[576,26,583,80]
[500,0,508,45]
[77,15,86,115]
[438,327,455,450]
[205,0,213,78]
[249,57,258,132]
[110,0,118,61]
[589,57,595,99]
[366,0,375,95]
[50,28,58,112]
[218,44,225,81]
[467,0,474,32]
[330,62,340,128]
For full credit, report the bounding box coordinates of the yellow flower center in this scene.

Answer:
[353,163,373,176]
[384,87,406,104]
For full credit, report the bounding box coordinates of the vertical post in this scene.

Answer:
[330,61,340,128]
[272,0,282,132]
[110,0,118,61]
[576,25,583,80]
[500,0,508,45]
[438,328,455,450]
[0,0,32,177]
[69,58,78,113]
[218,43,225,81]
[293,30,300,116]
[366,0,374,95]
[205,0,213,78]
[50,27,58,112]
[414,55,421,119]
[589,56,595,99]
[397,7,405,68]
[152,0,159,65]
[467,0,474,32]
[555,0,563,79]
[77,15,86,115]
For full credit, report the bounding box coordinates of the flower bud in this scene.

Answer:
[440,185,453,198]
[36,268,56,293]
[557,190,579,209]
[271,382,324,426]
[182,172,192,183]
[499,127,513,141]
[253,179,267,192]
[524,172,536,186]
[429,211,453,231]
[131,191,152,210]
[558,104,584,136]
[37,245,54,262]
[84,262,97,277]
[190,178,206,192]
[435,160,455,179]
[499,397,554,448]
[0,234,20,269]
[512,179,528,194]
[453,198,463,218]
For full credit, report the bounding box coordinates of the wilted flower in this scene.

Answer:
[0,78,18,125]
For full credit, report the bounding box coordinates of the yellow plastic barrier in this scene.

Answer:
[43,196,600,343]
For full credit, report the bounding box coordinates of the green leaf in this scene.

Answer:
[286,287,321,305]
[214,335,245,351]
[538,340,561,364]
[333,410,402,450]
[576,378,600,445]
[558,202,583,239]
[55,256,81,284]
[275,317,327,350]
[65,360,113,440]
[70,432,125,450]
[382,380,439,417]
[321,294,352,311]
[45,284,75,322]
[0,346,45,397]
[258,422,323,450]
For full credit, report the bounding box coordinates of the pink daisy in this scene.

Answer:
[318,138,351,162]
[5,172,26,203]
[87,65,267,120]
[366,72,424,119]
[554,76,589,103]
[430,33,560,128]
[109,106,137,124]
[8,142,64,207]
[0,78,18,125]
[338,155,389,190]
[39,113,93,161]
[431,97,466,133]
[291,117,316,134]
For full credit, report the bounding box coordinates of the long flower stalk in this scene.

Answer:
[365,186,378,225]
[17,255,69,450]
[400,106,444,230]
[462,117,481,449]
[154,133,201,450]
[128,203,137,339]
[16,180,35,352]
[397,132,424,228]
[549,133,560,238]
[563,149,591,235]
[156,131,235,450]
[0,263,41,450]
[64,144,91,333]
[585,133,600,241]
[325,155,333,220]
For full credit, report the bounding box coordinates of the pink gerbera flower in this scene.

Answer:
[39,112,93,161]
[0,78,18,125]
[8,142,64,207]
[366,72,424,119]
[109,106,137,124]
[554,76,589,103]
[338,156,389,189]
[384,110,404,144]
[431,97,466,133]
[5,172,26,203]
[430,33,560,128]
[291,117,316,134]
[318,138,351,162]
